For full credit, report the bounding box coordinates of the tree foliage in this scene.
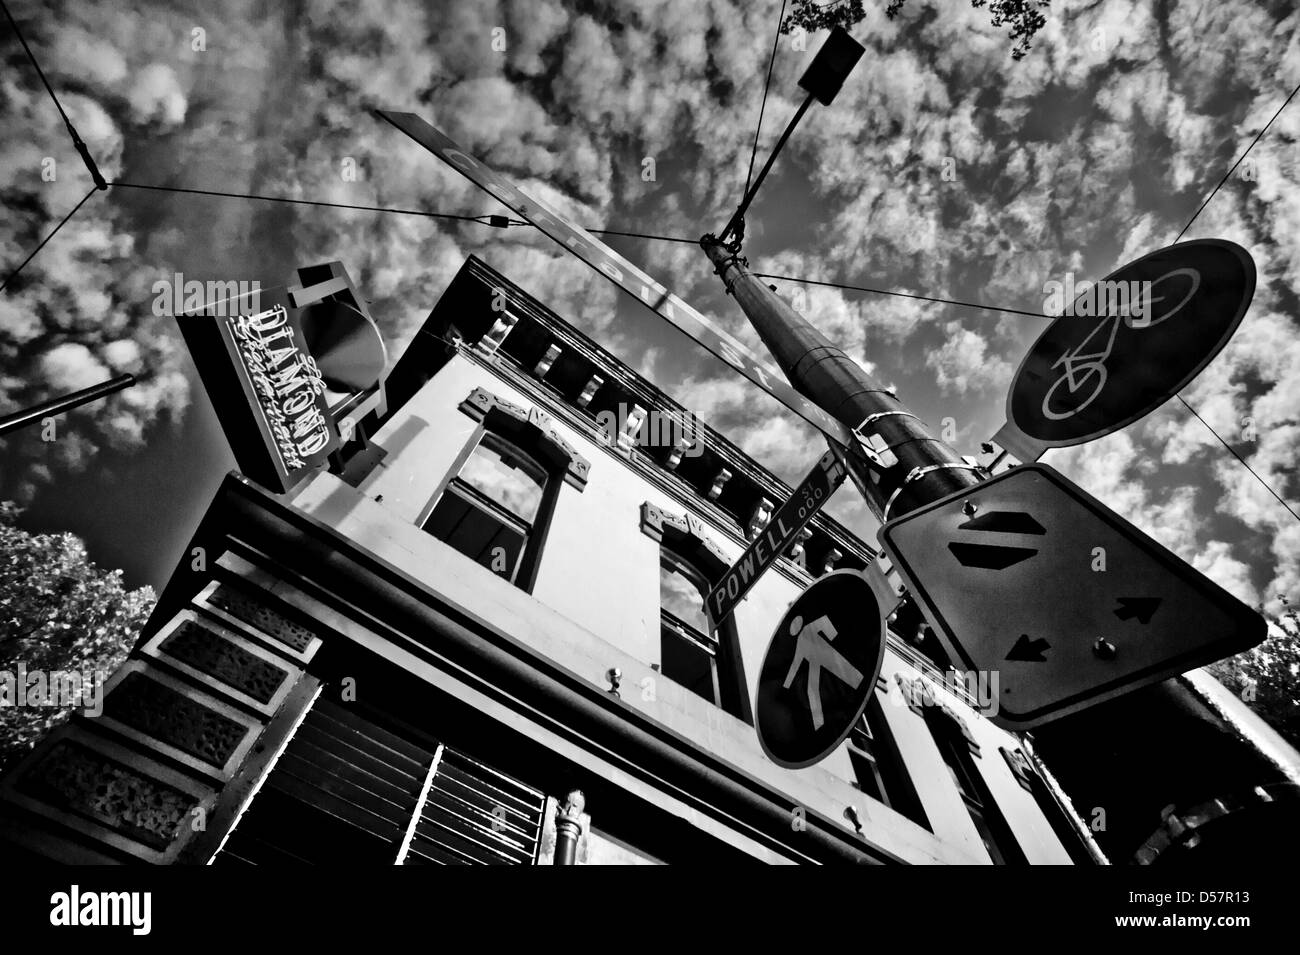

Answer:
[0,502,154,769]
[1207,601,1300,751]
[782,0,1051,61]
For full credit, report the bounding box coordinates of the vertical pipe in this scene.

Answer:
[553,789,585,865]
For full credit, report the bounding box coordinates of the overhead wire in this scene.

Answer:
[1169,77,1300,526]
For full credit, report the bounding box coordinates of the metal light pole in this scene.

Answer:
[700,240,980,522]
[703,27,979,523]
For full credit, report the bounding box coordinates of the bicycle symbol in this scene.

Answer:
[1041,268,1201,421]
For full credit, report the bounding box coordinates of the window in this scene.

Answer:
[657,549,752,724]
[930,718,1027,865]
[846,698,929,828]
[423,432,553,588]
[641,502,752,724]
[659,552,723,707]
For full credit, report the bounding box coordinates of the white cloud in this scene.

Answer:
[926,321,1012,395]
[39,343,110,393]
[126,64,187,127]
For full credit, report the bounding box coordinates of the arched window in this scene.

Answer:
[642,502,753,724]
[423,432,552,589]
[845,698,928,829]
[422,389,591,591]
[659,551,724,707]
[923,702,1027,865]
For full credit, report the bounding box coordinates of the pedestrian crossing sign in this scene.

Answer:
[755,569,892,769]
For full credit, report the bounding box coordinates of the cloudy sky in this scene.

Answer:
[2,0,1299,621]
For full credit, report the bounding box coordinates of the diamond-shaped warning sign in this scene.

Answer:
[878,463,1265,729]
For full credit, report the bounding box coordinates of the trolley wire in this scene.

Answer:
[112,180,517,226]
[0,186,97,293]
[744,0,789,197]
[1169,76,1300,526]
[6,5,1297,531]
[755,272,1051,320]
[1173,76,1300,244]
[1,0,106,188]
[1175,397,1300,525]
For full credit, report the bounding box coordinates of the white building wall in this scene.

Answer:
[305,350,1074,864]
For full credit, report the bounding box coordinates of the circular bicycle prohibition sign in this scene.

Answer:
[1006,239,1256,448]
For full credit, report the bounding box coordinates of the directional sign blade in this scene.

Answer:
[879,463,1265,729]
[756,569,889,769]
[707,448,847,625]
[375,109,856,449]
[995,239,1256,461]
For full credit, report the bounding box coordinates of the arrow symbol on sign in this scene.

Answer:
[1006,634,1051,662]
[1114,597,1162,624]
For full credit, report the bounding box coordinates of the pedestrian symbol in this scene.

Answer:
[756,570,889,769]
[782,614,864,731]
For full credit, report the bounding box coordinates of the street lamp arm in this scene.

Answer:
[719,92,816,247]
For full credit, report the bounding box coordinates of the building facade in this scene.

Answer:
[0,256,1099,865]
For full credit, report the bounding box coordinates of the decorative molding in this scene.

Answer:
[0,724,214,864]
[96,661,262,783]
[707,467,732,501]
[142,609,301,719]
[746,497,774,541]
[664,435,692,471]
[788,528,813,564]
[576,373,604,408]
[639,502,731,577]
[533,343,562,378]
[1000,746,1036,793]
[894,673,931,716]
[618,404,648,451]
[197,580,322,663]
[477,308,518,355]
[895,672,982,756]
[457,386,591,490]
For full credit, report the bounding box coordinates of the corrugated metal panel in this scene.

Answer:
[213,698,543,865]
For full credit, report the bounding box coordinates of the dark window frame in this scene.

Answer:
[846,696,930,830]
[643,508,753,726]
[422,426,565,593]
[926,711,1027,865]
[658,551,725,710]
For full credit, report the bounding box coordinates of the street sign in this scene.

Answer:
[374,109,857,449]
[707,449,848,625]
[755,569,891,769]
[878,463,1266,729]
[993,239,1256,461]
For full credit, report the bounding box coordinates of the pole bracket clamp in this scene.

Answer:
[852,411,921,470]
[881,463,983,523]
[852,410,925,470]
